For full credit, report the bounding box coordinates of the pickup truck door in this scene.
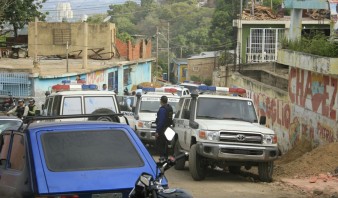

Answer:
[178,99,191,150]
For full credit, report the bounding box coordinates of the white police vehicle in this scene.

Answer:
[162,85,190,96]
[41,80,125,123]
[134,87,180,146]
[172,85,278,182]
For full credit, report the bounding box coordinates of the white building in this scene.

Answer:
[56,2,73,22]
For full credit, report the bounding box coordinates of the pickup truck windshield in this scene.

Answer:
[41,130,144,171]
[140,97,179,113]
[196,98,258,122]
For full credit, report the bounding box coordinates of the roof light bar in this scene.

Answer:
[142,87,178,93]
[197,86,246,95]
[52,81,98,92]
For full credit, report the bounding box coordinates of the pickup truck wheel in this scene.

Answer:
[189,144,206,181]
[174,140,185,170]
[228,166,241,174]
[88,108,120,123]
[258,162,273,182]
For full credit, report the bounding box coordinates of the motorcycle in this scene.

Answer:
[129,153,192,198]
[1,93,15,112]
[129,128,193,198]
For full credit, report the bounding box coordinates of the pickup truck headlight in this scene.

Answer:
[137,120,152,128]
[199,130,219,141]
[263,134,277,144]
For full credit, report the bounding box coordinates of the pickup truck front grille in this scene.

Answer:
[220,148,263,155]
[219,132,262,144]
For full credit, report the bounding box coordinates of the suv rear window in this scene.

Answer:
[84,96,117,114]
[41,130,144,171]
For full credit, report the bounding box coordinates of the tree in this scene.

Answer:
[0,0,48,38]
[0,0,13,19]
[86,14,108,24]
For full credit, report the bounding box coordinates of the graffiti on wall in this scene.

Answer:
[87,70,105,86]
[289,68,337,121]
[248,88,337,153]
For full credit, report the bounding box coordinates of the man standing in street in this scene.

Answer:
[7,99,29,119]
[155,96,173,161]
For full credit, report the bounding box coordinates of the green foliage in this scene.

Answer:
[190,75,201,82]
[86,14,108,23]
[0,0,48,37]
[203,78,212,86]
[117,32,134,43]
[208,0,240,50]
[105,0,239,76]
[281,33,338,58]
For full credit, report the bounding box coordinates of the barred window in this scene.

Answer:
[53,29,71,45]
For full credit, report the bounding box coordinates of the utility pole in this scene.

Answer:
[66,41,69,72]
[33,17,39,68]
[156,26,159,81]
[167,22,170,83]
[180,47,183,58]
[83,22,88,69]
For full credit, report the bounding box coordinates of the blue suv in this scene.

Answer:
[0,115,164,198]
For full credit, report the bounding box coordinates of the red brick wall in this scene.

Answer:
[116,38,152,61]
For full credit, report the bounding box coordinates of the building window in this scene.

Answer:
[246,28,284,63]
[182,68,187,77]
[193,66,199,72]
[124,68,132,85]
[53,29,71,45]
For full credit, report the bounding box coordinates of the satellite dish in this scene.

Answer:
[103,16,111,23]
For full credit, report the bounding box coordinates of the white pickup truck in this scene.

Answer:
[172,86,279,182]
[134,92,180,146]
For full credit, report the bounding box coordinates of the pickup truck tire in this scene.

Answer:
[228,166,241,174]
[174,140,185,170]
[189,144,206,181]
[258,161,273,182]
[88,108,120,123]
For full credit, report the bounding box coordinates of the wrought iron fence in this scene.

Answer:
[0,72,32,97]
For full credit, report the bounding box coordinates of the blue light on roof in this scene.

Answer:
[89,84,98,90]
[208,86,216,91]
[143,87,155,92]
[62,80,71,84]
[198,85,209,91]
[82,84,98,90]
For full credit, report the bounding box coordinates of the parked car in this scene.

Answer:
[0,115,166,198]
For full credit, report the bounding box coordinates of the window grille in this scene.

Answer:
[53,29,71,45]
[246,28,284,63]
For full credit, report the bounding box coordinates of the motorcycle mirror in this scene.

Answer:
[139,173,152,187]
[164,127,175,141]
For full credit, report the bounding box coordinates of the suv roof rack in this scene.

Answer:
[20,113,125,131]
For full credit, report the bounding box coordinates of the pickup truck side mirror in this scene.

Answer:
[259,116,266,125]
[189,121,199,129]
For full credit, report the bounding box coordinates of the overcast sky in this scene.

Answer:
[41,0,140,21]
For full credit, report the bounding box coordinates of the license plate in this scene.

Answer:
[92,193,123,198]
